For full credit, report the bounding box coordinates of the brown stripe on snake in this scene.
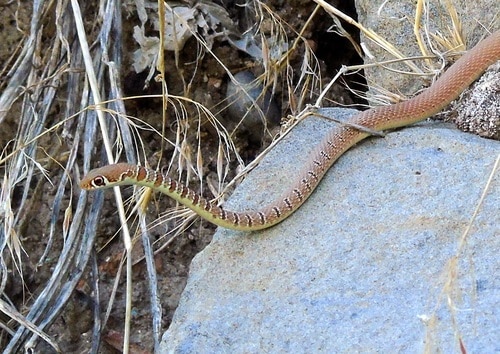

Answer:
[232,212,240,225]
[153,171,162,187]
[292,188,304,202]
[312,160,322,168]
[257,212,266,225]
[135,165,147,182]
[245,214,253,228]
[80,31,500,231]
[319,150,331,161]
[272,206,281,218]
[301,178,312,191]
[191,193,200,207]
[218,207,227,221]
[307,171,319,182]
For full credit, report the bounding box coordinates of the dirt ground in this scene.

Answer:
[0,1,363,352]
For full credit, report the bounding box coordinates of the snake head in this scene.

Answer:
[79,167,111,190]
[80,163,137,190]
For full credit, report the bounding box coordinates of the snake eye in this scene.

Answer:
[92,176,107,187]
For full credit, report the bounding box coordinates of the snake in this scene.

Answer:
[80,30,500,231]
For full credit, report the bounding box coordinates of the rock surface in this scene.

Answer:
[161,107,499,353]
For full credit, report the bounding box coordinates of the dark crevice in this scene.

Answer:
[311,0,368,108]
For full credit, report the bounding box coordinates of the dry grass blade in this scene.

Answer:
[138,217,162,351]
[0,0,126,351]
[0,299,60,352]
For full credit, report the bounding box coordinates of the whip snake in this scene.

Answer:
[80,30,500,231]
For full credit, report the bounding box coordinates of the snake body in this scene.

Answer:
[80,30,500,231]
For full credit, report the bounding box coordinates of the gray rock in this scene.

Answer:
[161,107,499,353]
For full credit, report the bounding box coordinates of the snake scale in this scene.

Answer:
[80,30,500,231]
